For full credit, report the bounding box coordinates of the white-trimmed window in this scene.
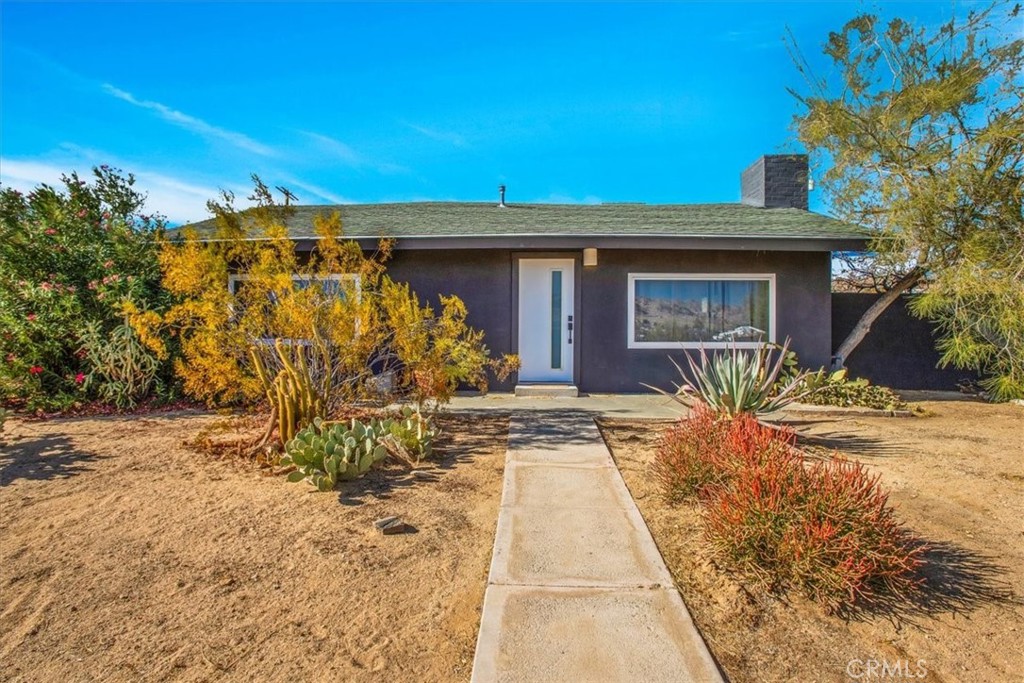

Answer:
[627,273,775,349]
[227,274,362,342]
[228,273,360,300]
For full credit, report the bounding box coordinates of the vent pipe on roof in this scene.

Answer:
[498,185,507,208]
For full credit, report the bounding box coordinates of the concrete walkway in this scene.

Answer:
[470,414,723,683]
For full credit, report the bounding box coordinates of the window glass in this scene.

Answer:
[230,275,357,301]
[633,278,770,344]
[292,276,354,298]
[550,270,562,369]
[228,274,359,328]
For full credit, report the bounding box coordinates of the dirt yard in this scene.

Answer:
[600,396,1024,683]
[0,411,508,683]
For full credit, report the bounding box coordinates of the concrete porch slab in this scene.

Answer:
[472,585,723,683]
[488,505,674,588]
[514,383,579,398]
[446,392,685,419]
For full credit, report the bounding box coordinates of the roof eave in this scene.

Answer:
[283,234,871,252]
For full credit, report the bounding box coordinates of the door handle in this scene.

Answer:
[567,315,573,344]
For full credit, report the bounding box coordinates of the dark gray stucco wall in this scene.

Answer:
[385,249,517,390]
[384,248,832,394]
[577,249,832,393]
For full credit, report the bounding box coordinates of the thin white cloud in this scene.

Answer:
[0,159,67,190]
[300,131,408,174]
[133,171,225,224]
[2,135,367,224]
[717,27,783,51]
[282,177,355,205]
[0,157,225,225]
[301,131,364,166]
[101,83,276,157]
[404,122,467,148]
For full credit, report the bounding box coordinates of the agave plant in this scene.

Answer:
[645,338,812,417]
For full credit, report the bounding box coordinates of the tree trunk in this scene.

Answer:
[832,268,924,370]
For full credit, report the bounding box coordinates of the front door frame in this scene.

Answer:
[511,251,582,385]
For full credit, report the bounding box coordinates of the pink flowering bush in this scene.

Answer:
[0,166,171,410]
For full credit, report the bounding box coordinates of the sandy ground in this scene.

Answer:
[600,397,1024,683]
[0,411,509,683]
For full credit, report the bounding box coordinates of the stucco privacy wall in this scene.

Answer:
[832,293,980,390]
[384,248,832,394]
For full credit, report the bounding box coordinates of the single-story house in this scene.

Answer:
[187,154,866,394]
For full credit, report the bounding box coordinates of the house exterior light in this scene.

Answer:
[583,248,598,267]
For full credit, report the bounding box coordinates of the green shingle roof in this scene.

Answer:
[182,201,865,242]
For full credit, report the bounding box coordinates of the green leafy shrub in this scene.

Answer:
[78,320,160,409]
[799,368,907,411]
[0,167,170,410]
[647,338,811,417]
[280,409,437,491]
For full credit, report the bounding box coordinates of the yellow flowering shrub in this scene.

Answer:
[137,179,516,414]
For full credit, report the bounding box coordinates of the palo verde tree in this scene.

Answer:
[787,2,1024,399]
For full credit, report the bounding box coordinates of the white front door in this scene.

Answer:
[518,258,575,383]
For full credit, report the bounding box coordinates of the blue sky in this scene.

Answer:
[0,1,987,224]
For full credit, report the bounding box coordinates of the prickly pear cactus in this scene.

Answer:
[280,417,389,490]
[391,406,436,460]
[280,409,437,491]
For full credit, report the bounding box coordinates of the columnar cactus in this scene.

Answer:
[251,339,325,446]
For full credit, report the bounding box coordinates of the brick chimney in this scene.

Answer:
[740,154,809,210]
